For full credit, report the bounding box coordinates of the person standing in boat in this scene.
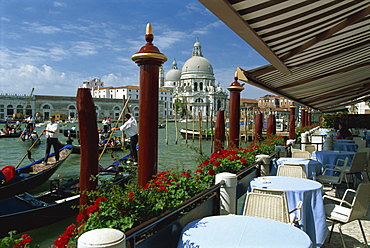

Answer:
[112,113,138,162]
[41,115,60,164]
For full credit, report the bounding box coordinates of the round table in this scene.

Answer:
[335,139,355,143]
[177,215,312,248]
[332,143,358,152]
[249,176,328,247]
[271,158,323,177]
[311,150,355,166]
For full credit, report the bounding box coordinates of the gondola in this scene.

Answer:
[60,129,79,138]
[0,144,73,201]
[0,168,132,238]
[179,128,214,140]
[0,131,22,138]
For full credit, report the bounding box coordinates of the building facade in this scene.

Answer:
[163,39,228,118]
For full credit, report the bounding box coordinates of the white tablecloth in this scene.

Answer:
[249,176,328,247]
[177,215,312,248]
[271,158,323,177]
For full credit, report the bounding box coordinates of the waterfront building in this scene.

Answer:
[163,38,228,118]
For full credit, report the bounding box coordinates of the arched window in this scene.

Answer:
[194,82,198,92]
[16,105,23,114]
[200,82,203,91]
[7,105,14,116]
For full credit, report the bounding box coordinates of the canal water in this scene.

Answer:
[0,121,219,246]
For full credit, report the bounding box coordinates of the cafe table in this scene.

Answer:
[271,158,323,177]
[332,142,358,152]
[177,215,312,248]
[311,150,355,167]
[249,176,328,247]
[335,139,355,143]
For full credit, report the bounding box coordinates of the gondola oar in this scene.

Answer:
[98,96,130,161]
[15,133,43,169]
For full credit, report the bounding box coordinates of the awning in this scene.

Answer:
[199,0,370,112]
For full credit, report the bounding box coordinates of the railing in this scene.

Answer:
[125,161,262,247]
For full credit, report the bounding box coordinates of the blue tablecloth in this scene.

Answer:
[332,143,358,152]
[312,151,355,166]
[177,215,312,248]
[335,139,355,143]
[249,176,328,247]
[271,158,323,177]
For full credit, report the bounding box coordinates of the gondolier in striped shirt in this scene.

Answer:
[41,115,60,164]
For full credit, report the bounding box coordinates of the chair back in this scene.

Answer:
[348,152,368,173]
[304,145,316,154]
[292,151,311,159]
[277,164,307,178]
[349,182,370,222]
[243,190,290,223]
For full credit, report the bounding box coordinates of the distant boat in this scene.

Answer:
[180,128,214,140]
[158,123,166,129]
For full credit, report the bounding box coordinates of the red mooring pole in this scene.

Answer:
[227,74,244,148]
[301,107,306,128]
[266,114,276,138]
[255,113,263,142]
[131,23,167,187]
[214,110,225,153]
[289,103,296,140]
[76,88,99,218]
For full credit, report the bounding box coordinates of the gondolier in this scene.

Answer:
[42,115,60,164]
[112,113,138,162]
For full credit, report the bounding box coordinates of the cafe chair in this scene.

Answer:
[316,157,349,191]
[342,152,367,188]
[304,145,316,154]
[323,182,370,248]
[243,188,302,225]
[291,150,311,159]
[277,164,307,178]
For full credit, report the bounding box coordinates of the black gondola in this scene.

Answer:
[0,144,73,201]
[0,169,132,238]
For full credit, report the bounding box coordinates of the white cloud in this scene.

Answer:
[22,22,61,34]
[54,2,66,7]
[1,17,10,22]
[0,64,79,96]
[70,41,99,56]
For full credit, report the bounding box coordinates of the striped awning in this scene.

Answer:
[199,0,370,112]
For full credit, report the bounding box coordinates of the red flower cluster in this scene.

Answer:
[14,234,32,248]
[144,170,191,193]
[54,224,77,248]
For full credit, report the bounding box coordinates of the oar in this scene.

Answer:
[17,125,28,142]
[15,133,43,169]
[98,96,131,161]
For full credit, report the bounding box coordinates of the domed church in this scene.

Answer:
[163,38,228,118]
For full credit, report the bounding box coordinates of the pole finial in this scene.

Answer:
[146,23,152,35]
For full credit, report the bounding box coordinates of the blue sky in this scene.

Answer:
[0,0,270,99]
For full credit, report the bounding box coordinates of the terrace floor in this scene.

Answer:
[321,172,369,248]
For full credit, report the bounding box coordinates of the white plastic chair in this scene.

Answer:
[291,150,311,159]
[323,182,370,248]
[277,164,307,179]
[243,188,302,225]
[316,157,349,191]
[304,145,316,154]
[343,152,367,188]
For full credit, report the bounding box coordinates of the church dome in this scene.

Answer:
[181,38,214,75]
[182,56,213,74]
[165,59,181,81]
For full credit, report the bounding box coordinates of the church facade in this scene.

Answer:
[163,39,228,118]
